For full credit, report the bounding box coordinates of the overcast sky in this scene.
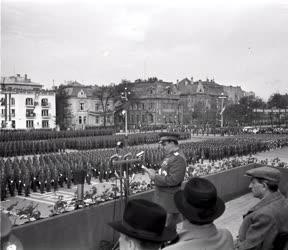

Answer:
[1,0,288,100]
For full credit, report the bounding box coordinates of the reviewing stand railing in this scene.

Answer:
[12,166,288,250]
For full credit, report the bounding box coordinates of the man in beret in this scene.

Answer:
[143,132,187,232]
[236,166,288,250]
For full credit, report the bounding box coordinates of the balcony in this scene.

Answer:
[1,113,15,118]
[41,114,51,119]
[26,113,36,118]
[26,103,35,107]
[41,102,51,108]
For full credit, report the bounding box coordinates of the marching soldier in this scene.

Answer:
[143,132,187,232]
[1,163,7,200]
[38,165,45,194]
[5,158,15,197]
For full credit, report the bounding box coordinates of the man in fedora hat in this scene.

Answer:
[236,166,288,250]
[108,199,178,250]
[164,177,234,250]
[1,212,23,250]
[143,132,187,232]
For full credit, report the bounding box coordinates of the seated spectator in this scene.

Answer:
[236,166,288,250]
[164,177,234,250]
[108,199,177,250]
[1,212,23,250]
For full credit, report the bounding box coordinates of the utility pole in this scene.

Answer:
[121,87,131,145]
[218,93,227,128]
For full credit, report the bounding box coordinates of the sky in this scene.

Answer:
[1,0,288,101]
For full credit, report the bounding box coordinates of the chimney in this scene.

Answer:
[24,74,27,80]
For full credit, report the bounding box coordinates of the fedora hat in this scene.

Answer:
[174,177,225,224]
[108,199,177,242]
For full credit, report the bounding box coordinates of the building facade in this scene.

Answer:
[127,79,181,128]
[176,77,254,125]
[0,74,56,129]
[58,82,115,130]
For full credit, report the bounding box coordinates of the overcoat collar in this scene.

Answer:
[178,220,218,241]
[244,191,284,217]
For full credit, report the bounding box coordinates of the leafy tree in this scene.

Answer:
[56,85,73,130]
[92,85,115,128]
[267,93,288,109]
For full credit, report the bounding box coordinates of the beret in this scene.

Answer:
[158,132,179,143]
[245,166,281,184]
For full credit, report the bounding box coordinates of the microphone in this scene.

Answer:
[123,152,132,160]
[109,154,120,165]
[136,151,145,159]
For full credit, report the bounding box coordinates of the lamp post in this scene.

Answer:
[218,92,227,128]
[121,87,130,143]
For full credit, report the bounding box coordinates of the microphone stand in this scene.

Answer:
[111,152,145,250]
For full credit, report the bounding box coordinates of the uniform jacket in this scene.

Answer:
[238,191,288,250]
[154,149,187,213]
[163,221,234,250]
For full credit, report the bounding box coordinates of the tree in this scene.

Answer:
[56,85,73,130]
[267,93,288,109]
[92,85,115,128]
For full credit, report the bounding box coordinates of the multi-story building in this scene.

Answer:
[0,74,56,129]
[127,79,181,128]
[58,82,115,130]
[176,77,255,125]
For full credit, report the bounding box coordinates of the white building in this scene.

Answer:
[0,74,56,129]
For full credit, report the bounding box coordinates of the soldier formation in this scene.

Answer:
[1,133,288,201]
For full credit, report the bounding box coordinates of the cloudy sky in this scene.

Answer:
[1,0,288,100]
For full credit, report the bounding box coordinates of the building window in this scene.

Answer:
[42,120,49,128]
[42,109,49,117]
[0,98,5,106]
[1,120,5,128]
[26,98,34,106]
[26,120,34,128]
[11,109,15,117]
[95,116,99,124]
[148,114,153,123]
[12,120,15,128]
[83,116,86,124]
[1,109,5,116]
[41,98,48,106]
[95,103,99,111]
[79,116,82,124]
[26,109,35,117]
[80,103,84,111]
[11,98,15,106]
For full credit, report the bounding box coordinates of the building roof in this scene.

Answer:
[1,74,42,88]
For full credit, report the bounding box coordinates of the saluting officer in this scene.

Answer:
[143,132,187,232]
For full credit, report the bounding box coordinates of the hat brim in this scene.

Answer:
[108,221,177,243]
[174,191,225,224]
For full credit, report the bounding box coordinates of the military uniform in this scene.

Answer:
[154,149,187,214]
